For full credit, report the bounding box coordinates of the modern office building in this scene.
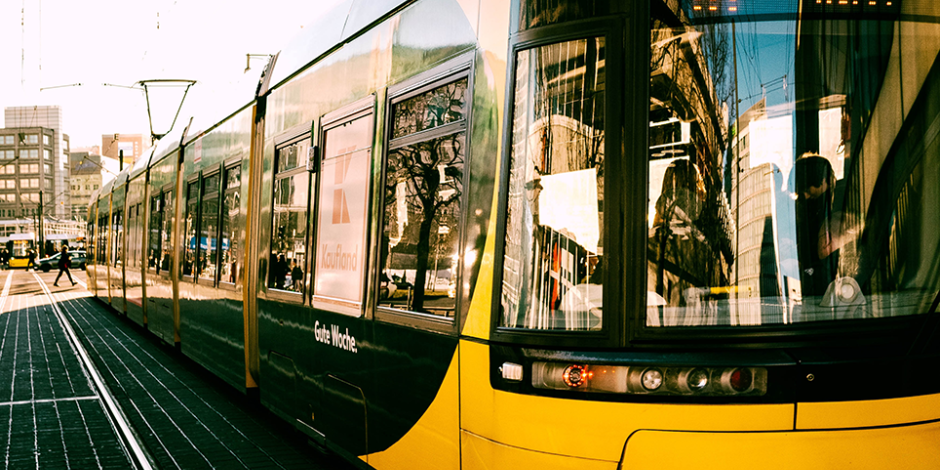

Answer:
[0,126,59,219]
[4,106,71,218]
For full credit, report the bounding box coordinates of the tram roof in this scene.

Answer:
[150,123,189,167]
[267,0,411,90]
[113,164,131,187]
[129,144,156,180]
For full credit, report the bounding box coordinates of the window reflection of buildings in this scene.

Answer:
[648,6,733,326]
[728,99,787,325]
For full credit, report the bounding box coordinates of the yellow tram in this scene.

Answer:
[87,0,940,468]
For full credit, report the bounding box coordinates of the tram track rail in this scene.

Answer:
[32,272,156,470]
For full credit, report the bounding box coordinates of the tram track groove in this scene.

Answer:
[4,283,23,468]
[62,292,294,469]
[33,272,155,470]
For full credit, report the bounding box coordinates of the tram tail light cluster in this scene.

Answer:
[531,362,767,396]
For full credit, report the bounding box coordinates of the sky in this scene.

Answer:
[0,0,345,148]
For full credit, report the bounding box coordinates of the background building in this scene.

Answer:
[70,151,119,222]
[101,133,144,170]
[4,106,71,218]
[0,126,58,219]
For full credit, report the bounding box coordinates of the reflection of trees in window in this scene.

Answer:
[380,79,467,316]
[269,140,310,294]
[501,38,606,331]
[519,0,609,30]
[647,4,735,327]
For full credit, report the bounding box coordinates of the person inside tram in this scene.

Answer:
[290,262,304,292]
[794,153,843,298]
[272,254,288,289]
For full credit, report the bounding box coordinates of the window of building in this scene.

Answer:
[42,135,50,145]
[43,149,51,160]
[1,150,13,159]
[21,149,38,159]
[378,77,469,318]
[220,164,241,286]
[4,166,14,174]
[1,136,13,145]
[269,136,310,294]
[25,135,38,144]
[94,184,98,190]
[45,179,52,190]
[43,163,50,174]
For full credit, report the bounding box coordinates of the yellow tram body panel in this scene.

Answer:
[623,422,940,469]
[796,392,940,430]
[458,340,793,463]
[367,349,462,470]
[461,430,617,470]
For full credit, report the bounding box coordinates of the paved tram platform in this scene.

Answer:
[0,268,355,470]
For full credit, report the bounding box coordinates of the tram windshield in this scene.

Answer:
[646,0,940,327]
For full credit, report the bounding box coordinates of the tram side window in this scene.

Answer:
[220,164,241,286]
[131,203,143,269]
[87,221,94,264]
[183,181,199,278]
[378,78,468,317]
[112,210,123,267]
[313,113,372,307]
[161,192,174,273]
[269,139,310,294]
[198,173,220,282]
[127,205,137,269]
[149,194,164,272]
[98,215,108,264]
[500,37,606,331]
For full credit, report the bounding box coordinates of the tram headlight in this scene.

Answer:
[531,361,767,397]
[563,364,589,387]
[685,368,709,392]
[641,369,664,391]
[531,362,628,393]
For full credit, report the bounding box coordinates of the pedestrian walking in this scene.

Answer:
[27,248,36,271]
[53,246,76,287]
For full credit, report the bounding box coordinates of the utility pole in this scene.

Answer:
[38,189,44,255]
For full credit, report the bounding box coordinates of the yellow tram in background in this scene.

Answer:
[87,0,940,468]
